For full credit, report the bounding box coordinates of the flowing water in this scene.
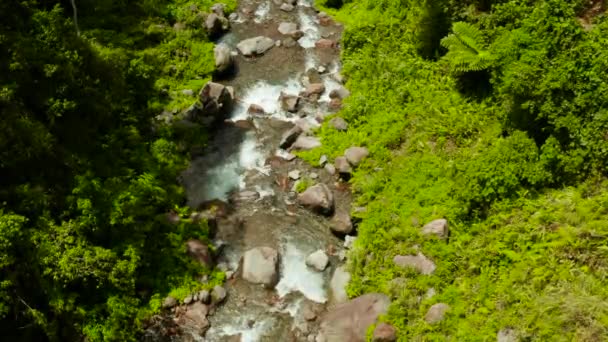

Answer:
[178,1,349,340]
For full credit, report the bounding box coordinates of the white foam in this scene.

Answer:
[231,79,304,121]
[297,10,320,49]
[208,317,274,342]
[254,1,270,23]
[275,242,327,303]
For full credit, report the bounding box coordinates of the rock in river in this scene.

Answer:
[330,266,351,303]
[305,249,329,271]
[237,36,275,56]
[214,43,233,73]
[242,247,280,287]
[297,184,334,215]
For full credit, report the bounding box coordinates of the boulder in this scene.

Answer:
[242,247,280,287]
[248,104,265,115]
[237,36,275,56]
[424,303,449,324]
[214,44,233,73]
[198,290,211,304]
[393,253,436,275]
[184,294,193,305]
[330,266,351,303]
[205,13,226,38]
[319,155,328,166]
[372,323,397,342]
[334,156,352,175]
[288,170,301,180]
[211,3,225,16]
[177,302,210,334]
[318,293,390,342]
[283,37,298,48]
[292,136,321,151]
[329,117,348,131]
[228,12,239,21]
[211,285,227,304]
[344,235,357,249]
[305,68,323,85]
[280,3,295,11]
[162,296,178,309]
[497,328,518,342]
[315,39,336,49]
[303,83,326,97]
[421,219,448,239]
[197,82,234,125]
[279,126,303,149]
[305,250,329,271]
[329,98,343,111]
[330,211,353,234]
[280,92,300,112]
[344,147,369,167]
[324,163,336,175]
[297,184,334,215]
[278,22,302,39]
[186,239,214,268]
[329,86,350,99]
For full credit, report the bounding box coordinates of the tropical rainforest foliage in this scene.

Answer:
[307,0,608,340]
[0,0,234,340]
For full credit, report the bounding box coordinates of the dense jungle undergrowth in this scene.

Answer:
[0,0,234,340]
[304,0,608,340]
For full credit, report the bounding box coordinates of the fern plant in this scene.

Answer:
[441,22,494,73]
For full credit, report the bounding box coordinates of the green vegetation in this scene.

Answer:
[308,0,608,340]
[0,0,233,340]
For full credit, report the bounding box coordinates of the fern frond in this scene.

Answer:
[441,22,494,73]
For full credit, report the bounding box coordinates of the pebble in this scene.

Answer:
[344,235,357,249]
[289,170,301,180]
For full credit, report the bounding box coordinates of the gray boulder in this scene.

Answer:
[303,83,326,97]
[280,92,300,112]
[373,323,397,342]
[330,211,353,234]
[393,253,436,275]
[198,290,210,304]
[344,147,369,166]
[334,156,352,175]
[297,183,334,215]
[280,3,295,11]
[206,13,228,38]
[197,82,234,125]
[186,239,214,268]
[279,125,303,149]
[176,302,210,335]
[329,117,348,131]
[162,296,178,309]
[214,44,233,73]
[292,136,321,151]
[421,218,448,239]
[278,22,302,39]
[211,3,225,16]
[330,266,351,303]
[329,86,350,99]
[237,36,275,56]
[242,247,280,287]
[497,328,518,342]
[424,303,450,324]
[305,250,329,271]
[318,293,390,342]
[211,285,227,304]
